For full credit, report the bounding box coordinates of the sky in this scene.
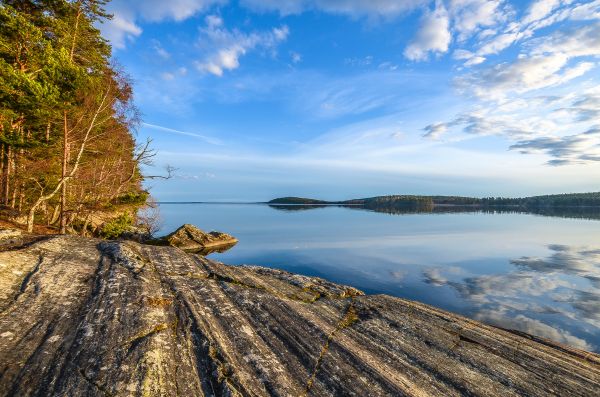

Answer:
[100,0,600,201]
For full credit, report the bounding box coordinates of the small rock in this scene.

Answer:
[0,229,21,240]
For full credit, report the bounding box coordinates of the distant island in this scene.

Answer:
[269,192,600,208]
[268,193,600,220]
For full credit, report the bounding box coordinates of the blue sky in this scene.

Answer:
[101,0,600,201]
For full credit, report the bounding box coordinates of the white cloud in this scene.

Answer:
[449,0,507,40]
[423,122,448,139]
[476,31,523,56]
[344,56,374,67]
[457,22,600,99]
[195,16,289,76]
[427,7,600,163]
[411,0,510,64]
[453,48,487,65]
[530,21,600,57]
[510,127,600,166]
[378,61,399,71]
[522,0,562,26]
[424,105,559,140]
[311,0,428,16]
[152,40,171,59]
[426,83,600,166]
[453,49,474,60]
[465,56,486,66]
[568,0,600,21]
[161,67,188,81]
[462,0,600,63]
[102,0,225,49]
[290,51,302,63]
[404,1,452,61]
[240,0,427,17]
[458,54,594,99]
[102,13,143,49]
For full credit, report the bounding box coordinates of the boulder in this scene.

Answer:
[157,224,237,252]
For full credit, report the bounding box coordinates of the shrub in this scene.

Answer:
[101,213,133,239]
[112,191,150,206]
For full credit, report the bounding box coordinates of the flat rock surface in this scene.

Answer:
[0,235,598,396]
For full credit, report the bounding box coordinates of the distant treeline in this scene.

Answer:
[269,193,600,209]
[479,193,600,207]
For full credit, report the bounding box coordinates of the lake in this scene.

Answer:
[158,203,600,352]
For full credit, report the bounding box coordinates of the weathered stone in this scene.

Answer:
[153,224,238,252]
[0,234,598,396]
[0,229,21,240]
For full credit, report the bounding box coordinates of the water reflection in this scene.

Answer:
[184,242,237,256]
[422,244,600,351]
[158,203,600,352]
[269,204,600,221]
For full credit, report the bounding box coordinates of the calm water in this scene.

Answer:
[158,203,600,352]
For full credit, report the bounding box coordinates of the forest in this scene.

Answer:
[0,0,152,235]
[270,192,600,209]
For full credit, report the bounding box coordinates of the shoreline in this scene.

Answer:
[155,201,600,210]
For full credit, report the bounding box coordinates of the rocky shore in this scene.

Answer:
[0,232,599,396]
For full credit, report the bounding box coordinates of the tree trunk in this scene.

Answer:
[3,145,10,206]
[26,87,111,233]
[50,205,60,225]
[70,6,82,62]
[60,111,68,234]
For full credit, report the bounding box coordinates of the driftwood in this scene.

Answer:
[0,235,598,396]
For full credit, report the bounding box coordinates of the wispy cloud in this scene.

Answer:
[142,122,223,145]
[510,126,600,166]
[457,22,600,99]
[195,15,289,76]
[419,4,600,166]
[240,0,426,17]
[102,0,226,49]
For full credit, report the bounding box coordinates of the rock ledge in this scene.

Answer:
[0,234,598,396]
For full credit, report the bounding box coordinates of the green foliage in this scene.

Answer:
[101,213,133,239]
[112,191,150,206]
[480,192,600,207]
[359,196,434,210]
[0,1,149,234]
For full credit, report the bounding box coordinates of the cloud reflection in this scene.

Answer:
[422,243,600,351]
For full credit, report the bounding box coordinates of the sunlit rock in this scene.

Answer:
[0,233,598,396]
[153,224,238,253]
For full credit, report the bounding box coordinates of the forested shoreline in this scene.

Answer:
[0,1,151,235]
[270,192,600,209]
